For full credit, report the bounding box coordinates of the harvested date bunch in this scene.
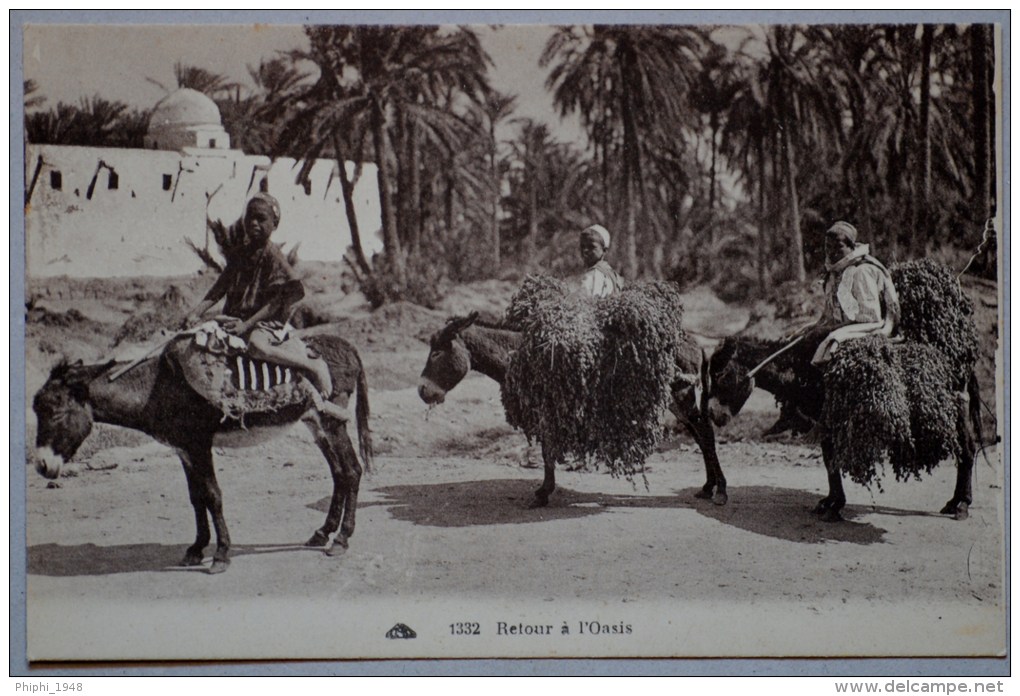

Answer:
[502,275,686,481]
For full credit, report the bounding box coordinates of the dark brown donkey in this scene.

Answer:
[704,335,982,522]
[32,331,372,573]
[418,312,726,508]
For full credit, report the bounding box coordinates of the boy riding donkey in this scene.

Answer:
[180,192,348,421]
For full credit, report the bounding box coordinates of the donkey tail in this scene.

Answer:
[355,362,373,474]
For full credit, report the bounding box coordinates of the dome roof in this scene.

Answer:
[148,88,222,130]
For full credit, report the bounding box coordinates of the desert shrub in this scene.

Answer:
[501,276,685,480]
[823,336,961,489]
[113,284,191,346]
[360,252,449,310]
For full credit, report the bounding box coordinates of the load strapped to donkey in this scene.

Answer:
[499,276,691,500]
[109,319,350,426]
[706,259,986,521]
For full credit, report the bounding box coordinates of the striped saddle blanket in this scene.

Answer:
[165,334,310,422]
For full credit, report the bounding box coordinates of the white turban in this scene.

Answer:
[581,224,611,249]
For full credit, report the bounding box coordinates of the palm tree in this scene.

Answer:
[172,62,237,96]
[542,25,704,279]
[278,26,492,283]
[24,80,45,110]
[476,90,517,271]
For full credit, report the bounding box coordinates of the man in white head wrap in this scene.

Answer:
[807,220,900,364]
[577,224,624,297]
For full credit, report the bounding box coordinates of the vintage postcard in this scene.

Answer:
[16,12,1007,666]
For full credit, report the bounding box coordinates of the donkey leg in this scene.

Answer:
[530,441,556,508]
[941,410,975,520]
[818,438,846,523]
[326,419,362,556]
[178,449,210,567]
[189,445,232,573]
[304,418,342,548]
[683,410,726,505]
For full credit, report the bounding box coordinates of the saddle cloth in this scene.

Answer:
[165,323,311,423]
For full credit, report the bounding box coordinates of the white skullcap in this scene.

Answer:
[581,224,611,249]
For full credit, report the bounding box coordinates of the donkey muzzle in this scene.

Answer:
[34,446,65,479]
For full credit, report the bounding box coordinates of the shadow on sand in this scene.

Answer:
[356,478,922,545]
[29,481,951,577]
[26,541,326,578]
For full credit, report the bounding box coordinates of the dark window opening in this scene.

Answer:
[108,171,119,190]
[208,139,217,148]
[162,174,173,191]
[50,170,62,190]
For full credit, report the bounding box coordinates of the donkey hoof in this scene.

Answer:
[529,496,549,509]
[813,499,832,515]
[953,504,969,521]
[712,492,728,506]
[306,530,330,548]
[181,550,205,567]
[821,508,843,523]
[326,537,349,557]
[208,559,230,574]
[694,488,714,500]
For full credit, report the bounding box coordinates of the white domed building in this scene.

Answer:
[144,88,231,152]
[25,88,381,278]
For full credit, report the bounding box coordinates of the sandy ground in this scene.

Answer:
[21,276,1006,661]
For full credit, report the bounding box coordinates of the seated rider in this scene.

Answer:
[800,220,900,365]
[181,193,346,420]
[577,224,624,297]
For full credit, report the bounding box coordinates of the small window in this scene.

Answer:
[208,138,217,148]
[162,174,173,191]
[50,170,62,190]
[108,171,119,190]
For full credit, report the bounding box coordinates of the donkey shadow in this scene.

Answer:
[356,478,905,545]
[26,541,324,578]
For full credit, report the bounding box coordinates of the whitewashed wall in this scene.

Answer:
[25,143,383,278]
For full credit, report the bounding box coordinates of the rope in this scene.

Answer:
[957,217,996,281]
[746,334,806,379]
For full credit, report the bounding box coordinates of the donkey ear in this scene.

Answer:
[710,340,736,375]
[446,312,479,336]
[68,381,89,402]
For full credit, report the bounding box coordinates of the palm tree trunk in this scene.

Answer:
[619,54,641,280]
[488,119,501,271]
[526,169,539,262]
[408,121,422,255]
[780,94,806,283]
[914,24,934,255]
[371,100,404,281]
[394,109,409,248]
[757,138,768,293]
[444,172,455,244]
[332,134,371,276]
[971,24,993,224]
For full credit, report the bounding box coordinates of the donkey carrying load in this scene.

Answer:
[419,278,727,508]
[705,260,985,522]
[32,327,373,573]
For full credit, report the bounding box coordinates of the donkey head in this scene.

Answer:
[706,338,755,426]
[418,312,479,405]
[32,360,101,479]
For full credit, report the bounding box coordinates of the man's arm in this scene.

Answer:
[180,268,231,328]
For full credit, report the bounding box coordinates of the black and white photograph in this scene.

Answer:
[14,11,1007,670]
